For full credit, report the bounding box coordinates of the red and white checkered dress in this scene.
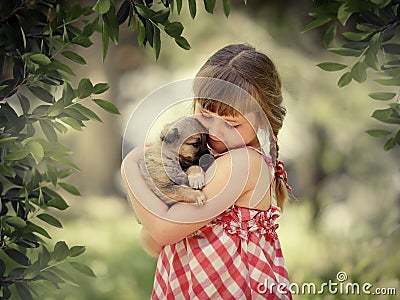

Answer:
[151,204,292,299]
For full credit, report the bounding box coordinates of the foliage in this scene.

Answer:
[303,0,400,151]
[0,0,248,298]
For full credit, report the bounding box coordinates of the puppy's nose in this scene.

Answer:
[199,154,214,171]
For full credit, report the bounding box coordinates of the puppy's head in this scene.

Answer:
[160,117,208,170]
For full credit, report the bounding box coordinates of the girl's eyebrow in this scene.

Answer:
[200,109,241,123]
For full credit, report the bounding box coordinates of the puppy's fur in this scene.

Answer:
[138,117,211,206]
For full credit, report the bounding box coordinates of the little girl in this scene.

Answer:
[121,44,293,299]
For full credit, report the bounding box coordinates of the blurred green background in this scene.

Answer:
[36,1,399,299]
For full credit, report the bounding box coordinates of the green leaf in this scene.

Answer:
[39,247,51,268]
[382,44,400,55]
[48,100,66,117]
[37,213,63,228]
[384,137,396,151]
[59,117,84,131]
[46,161,58,186]
[104,6,119,45]
[145,19,154,47]
[58,168,72,179]
[54,241,69,261]
[394,130,400,145]
[337,3,352,25]
[338,72,352,88]
[176,0,183,14]
[92,99,120,114]
[59,182,81,196]
[3,248,29,266]
[70,262,96,277]
[28,86,55,103]
[175,36,191,50]
[204,0,216,13]
[328,47,361,56]
[223,0,230,17]
[40,270,65,284]
[135,4,155,18]
[154,27,161,60]
[372,108,399,124]
[0,136,18,147]
[27,140,44,164]
[30,53,52,66]
[24,261,41,279]
[151,9,170,23]
[351,62,367,83]
[72,104,102,122]
[375,76,400,86]
[323,23,337,48]
[342,31,370,41]
[94,0,111,14]
[0,259,5,277]
[369,32,382,53]
[26,221,52,239]
[302,16,331,33]
[188,0,196,18]
[366,129,391,137]
[50,266,80,287]
[77,78,93,99]
[49,155,80,171]
[16,283,33,300]
[117,0,130,25]
[368,92,396,101]
[0,164,16,177]
[164,22,184,38]
[69,246,86,257]
[17,94,30,114]
[137,19,146,45]
[4,149,30,161]
[102,22,109,62]
[5,216,26,228]
[317,62,347,72]
[72,36,93,48]
[39,120,58,142]
[93,83,110,94]
[364,48,379,70]
[64,107,89,121]
[46,196,69,211]
[61,51,87,65]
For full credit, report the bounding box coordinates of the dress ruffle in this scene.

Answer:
[213,205,280,242]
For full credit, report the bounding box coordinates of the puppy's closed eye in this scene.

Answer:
[189,141,201,147]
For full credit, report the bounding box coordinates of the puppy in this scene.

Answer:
[138,117,212,207]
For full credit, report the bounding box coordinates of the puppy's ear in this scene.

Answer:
[161,127,179,143]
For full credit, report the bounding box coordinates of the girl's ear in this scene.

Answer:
[161,127,179,143]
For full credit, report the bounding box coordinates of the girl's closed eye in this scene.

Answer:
[226,122,240,129]
[200,112,213,119]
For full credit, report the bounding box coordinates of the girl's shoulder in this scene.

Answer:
[213,146,273,171]
[209,147,274,210]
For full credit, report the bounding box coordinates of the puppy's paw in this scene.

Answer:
[187,166,205,189]
[185,189,206,207]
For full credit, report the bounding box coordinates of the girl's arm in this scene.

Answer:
[140,228,162,258]
[121,146,271,245]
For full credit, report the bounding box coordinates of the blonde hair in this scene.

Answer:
[194,44,288,209]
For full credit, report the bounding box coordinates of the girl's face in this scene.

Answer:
[194,104,259,153]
